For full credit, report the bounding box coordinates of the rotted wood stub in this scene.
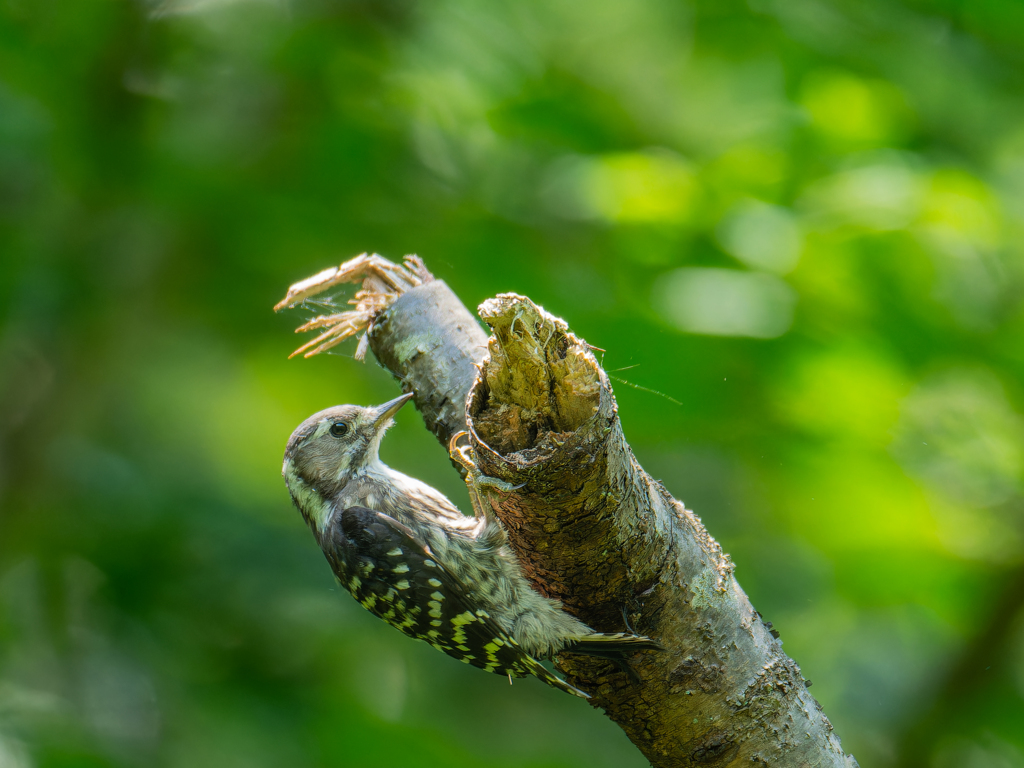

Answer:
[368,280,489,447]
[470,295,602,454]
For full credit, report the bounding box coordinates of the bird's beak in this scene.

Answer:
[373,392,415,429]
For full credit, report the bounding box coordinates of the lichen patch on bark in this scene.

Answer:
[393,332,443,365]
[690,567,732,610]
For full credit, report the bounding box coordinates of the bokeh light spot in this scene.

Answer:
[716,200,803,274]
[653,267,795,338]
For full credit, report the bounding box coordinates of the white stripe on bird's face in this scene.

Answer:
[284,460,333,533]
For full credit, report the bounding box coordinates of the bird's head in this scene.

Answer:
[282,392,414,528]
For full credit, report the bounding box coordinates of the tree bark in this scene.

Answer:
[368,279,489,452]
[279,259,859,768]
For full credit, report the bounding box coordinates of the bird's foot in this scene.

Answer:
[449,432,525,520]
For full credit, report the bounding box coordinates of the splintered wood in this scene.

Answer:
[274,253,433,359]
[470,295,601,456]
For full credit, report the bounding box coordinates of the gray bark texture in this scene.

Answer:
[283,259,859,768]
[368,279,489,454]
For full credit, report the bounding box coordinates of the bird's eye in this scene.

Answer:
[329,422,349,438]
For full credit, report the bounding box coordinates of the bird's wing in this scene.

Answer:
[322,505,588,698]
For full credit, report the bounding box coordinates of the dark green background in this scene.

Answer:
[2,1,1024,766]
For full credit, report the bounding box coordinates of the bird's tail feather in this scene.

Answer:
[562,632,664,661]
[526,658,591,699]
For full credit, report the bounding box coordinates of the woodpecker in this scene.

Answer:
[282,392,661,698]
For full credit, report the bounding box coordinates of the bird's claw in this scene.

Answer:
[449,432,526,495]
[448,431,476,474]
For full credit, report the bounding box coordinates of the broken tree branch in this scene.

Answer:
[276,254,859,768]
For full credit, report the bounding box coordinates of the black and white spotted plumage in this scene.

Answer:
[324,506,588,697]
[282,393,660,698]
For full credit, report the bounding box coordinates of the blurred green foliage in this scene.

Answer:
[2,0,1024,766]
